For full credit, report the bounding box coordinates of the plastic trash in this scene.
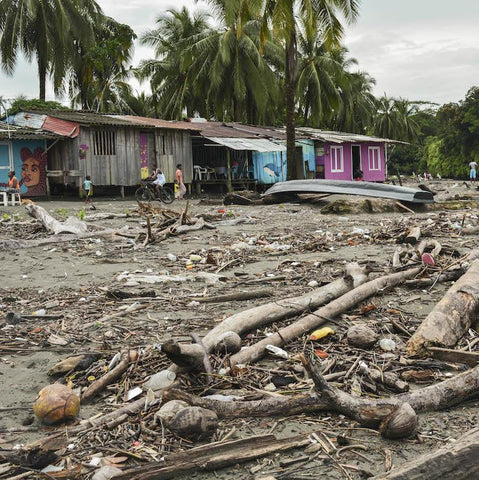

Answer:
[166,253,177,262]
[422,253,435,266]
[308,280,319,287]
[379,338,397,352]
[189,254,202,262]
[144,370,176,391]
[265,344,289,359]
[310,327,335,341]
[32,309,46,316]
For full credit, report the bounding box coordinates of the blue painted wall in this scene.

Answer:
[0,140,47,195]
[252,151,287,184]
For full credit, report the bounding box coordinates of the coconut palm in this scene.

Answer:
[0,0,102,100]
[295,18,343,127]
[136,7,211,119]
[190,4,282,124]
[258,0,360,178]
[69,18,136,112]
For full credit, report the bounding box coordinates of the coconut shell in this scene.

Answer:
[156,400,189,425]
[346,324,379,349]
[167,406,218,440]
[33,384,80,424]
[213,331,242,354]
[379,403,418,439]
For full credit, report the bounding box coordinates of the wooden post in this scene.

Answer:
[120,185,125,198]
[226,149,233,193]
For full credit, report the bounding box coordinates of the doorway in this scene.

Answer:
[351,145,362,179]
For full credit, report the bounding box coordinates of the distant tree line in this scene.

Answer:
[0,1,476,178]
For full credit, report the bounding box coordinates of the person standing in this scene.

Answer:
[175,163,186,199]
[83,175,93,204]
[469,160,478,183]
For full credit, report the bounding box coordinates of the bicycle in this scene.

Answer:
[135,181,174,205]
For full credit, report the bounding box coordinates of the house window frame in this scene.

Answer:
[92,130,116,156]
[0,142,13,172]
[330,145,344,172]
[368,146,381,171]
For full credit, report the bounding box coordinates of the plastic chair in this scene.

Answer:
[10,192,21,206]
[0,191,7,207]
[193,165,208,180]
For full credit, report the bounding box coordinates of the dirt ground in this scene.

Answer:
[0,178,478,479]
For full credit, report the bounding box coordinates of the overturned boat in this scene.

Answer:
[263,179,435,204]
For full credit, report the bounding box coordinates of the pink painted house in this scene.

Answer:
[297,128,396,182]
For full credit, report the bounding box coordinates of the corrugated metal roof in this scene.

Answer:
[295,127,405,144]
[0,123,61,140]
[111,115,197,131]
[205,137,287,152]
[43,116,80,137]
[21,110,138,127]
[10,112,47,129]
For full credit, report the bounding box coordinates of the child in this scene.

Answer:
[175,163,186,199]
[83,175,93,204]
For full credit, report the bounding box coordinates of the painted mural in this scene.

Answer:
[0,140,47,196]
[252,151,287,184]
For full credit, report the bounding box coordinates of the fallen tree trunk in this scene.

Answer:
[199,263,369,354]
[25,204,88,235]
[165,361,479,420]
[190,289,274,303]
[163,388,328,417]
[230,267,421,366]
[301,355,479,429]
[114,432,312,480]
[407,259,479,356]
[373,427,479,479]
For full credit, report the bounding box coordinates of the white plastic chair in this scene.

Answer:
[10,192,21,206]
[193,165,208,180]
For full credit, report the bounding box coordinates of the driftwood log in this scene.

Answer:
[230,267,421,366]
[25,204,88,235]
[407,259,479,356]
[175,263,369,363]
[301,355,479,435]
[373,427,479,479]
[164,362,479,421]
[114,432,312,480]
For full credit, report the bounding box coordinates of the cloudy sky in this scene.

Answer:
[1,0,478,107]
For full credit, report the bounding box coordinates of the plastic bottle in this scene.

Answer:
[144,370,176,391]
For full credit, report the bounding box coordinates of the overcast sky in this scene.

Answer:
[1,0,478,108]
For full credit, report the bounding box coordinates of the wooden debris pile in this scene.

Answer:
[0,198,479,479]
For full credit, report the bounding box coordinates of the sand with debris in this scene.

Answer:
[1,178,478,479]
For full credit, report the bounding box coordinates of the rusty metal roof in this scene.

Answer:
[42,116,80,137]
[112,115,198,131]
[0,122,61,140]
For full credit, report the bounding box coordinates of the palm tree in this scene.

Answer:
[258,0,360,179]
[136,7,211,119]
[69,18,136,111]
[0,0,102,100]
[190,3,282,124]
[295,18,342,127]
[333,69,376,133]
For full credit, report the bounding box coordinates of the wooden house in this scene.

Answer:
[6,111,195,195]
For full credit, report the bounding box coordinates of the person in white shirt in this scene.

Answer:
[150,164,166,197]
[469,160,478,183]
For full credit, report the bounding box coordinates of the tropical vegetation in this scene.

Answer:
[0,0,476,178]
